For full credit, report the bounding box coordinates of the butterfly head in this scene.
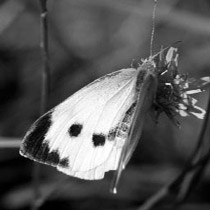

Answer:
[138,57,157,76]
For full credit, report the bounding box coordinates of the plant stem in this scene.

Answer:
[174,86,210,204]
[39,0,50,115]
[138,90,210,210]
[0,139,20,148]
[137,187,168,210]
[31,1,50,210]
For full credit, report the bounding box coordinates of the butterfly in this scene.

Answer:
[19,50,159,181]
[19,45,209,193]
[19,0,171,193]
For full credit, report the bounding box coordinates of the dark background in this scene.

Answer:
[0,0,210,209]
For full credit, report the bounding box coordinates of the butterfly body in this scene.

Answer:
[20,58,157,180]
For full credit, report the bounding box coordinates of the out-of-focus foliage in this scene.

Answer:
[0,0,210,209]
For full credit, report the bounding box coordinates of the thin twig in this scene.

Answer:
[174,87,210,204]
[39,0,50,115]
[137,187,168,210]
[138,89,210,210]
[137,154,210,210]
[36,177,69,208]
[31,1,50,210]
[137,148,210,210]
[0,139,21,148]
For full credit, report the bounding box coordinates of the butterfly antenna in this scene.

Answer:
[150,0,158,57]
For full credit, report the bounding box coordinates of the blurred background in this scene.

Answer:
[0,0,210,209]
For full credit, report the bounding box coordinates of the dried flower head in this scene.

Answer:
[153,47,210,125]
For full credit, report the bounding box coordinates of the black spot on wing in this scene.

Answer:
[20,110,53,157]
[92,134,106,147]
[68,124,83,137]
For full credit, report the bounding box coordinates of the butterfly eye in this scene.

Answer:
[68,124,83,137]
[92,134,106,147]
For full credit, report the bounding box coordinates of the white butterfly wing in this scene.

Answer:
[20,68,139,180]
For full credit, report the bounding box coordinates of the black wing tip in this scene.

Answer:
[20,140,69,169]
[19,110,53,156]
[19,109,70,169]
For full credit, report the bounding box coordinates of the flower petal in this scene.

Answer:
[186,89,202,94]
[179,110,189,117]
[201,77,210,86]
[187,76,210,90]
[190,105,206,119]
[179,103,187,110]
[166,47,178,63]
[191,97,198,105]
